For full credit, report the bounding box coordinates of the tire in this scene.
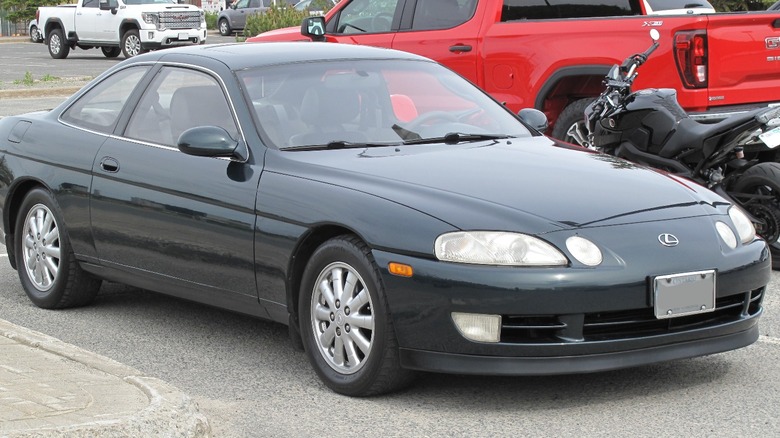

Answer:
[15,188,102,309]
[219,18,231,36]
[121,29,146,58]
[47,28,70,59]
[30,25,41,43]
[550,98,594,146]
[731,162,780,269]
[101,47,121,58]
[299,235,414,396]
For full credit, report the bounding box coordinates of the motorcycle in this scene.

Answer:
[568,29,780,268]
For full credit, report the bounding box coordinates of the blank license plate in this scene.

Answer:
[759,126,780,149]
[653,270,716,319]
[178,33,189,40]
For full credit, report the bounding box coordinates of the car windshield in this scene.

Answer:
[124,0,177,5]
[238,59,532,150]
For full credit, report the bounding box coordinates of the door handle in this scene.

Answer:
[100,156,119,173]
[449,45,472,53]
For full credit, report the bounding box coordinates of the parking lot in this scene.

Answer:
[1,38,780,437]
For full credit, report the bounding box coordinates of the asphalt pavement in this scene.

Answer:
[0,35,212,438]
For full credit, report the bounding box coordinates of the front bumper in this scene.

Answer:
[372,234,770,375]
[140,27,207,50]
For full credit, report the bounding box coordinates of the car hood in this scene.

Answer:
[268,137,729,234]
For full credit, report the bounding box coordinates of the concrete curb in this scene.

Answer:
[0,86,85,100]
[0,319,211,438]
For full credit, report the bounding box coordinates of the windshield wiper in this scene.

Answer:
[282,140,400,151]
[403,132,511,145]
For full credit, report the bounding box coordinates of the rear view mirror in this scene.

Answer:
[301,16,326,41]
[99,0,118,10]
[517,108,549,132]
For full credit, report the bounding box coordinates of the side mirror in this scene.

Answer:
[99,0,118,11]
[649,28,660,42]
[517,108,549,133]
[178,126,239,158]
[301,16,326,41]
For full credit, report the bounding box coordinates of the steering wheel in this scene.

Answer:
[339,22,367,33]
[371,13,393,32]
[404,111,460,131]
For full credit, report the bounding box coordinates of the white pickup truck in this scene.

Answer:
[37,0,207,59]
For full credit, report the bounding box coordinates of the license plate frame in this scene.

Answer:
[653,270,716,319]
[759,126,780,149]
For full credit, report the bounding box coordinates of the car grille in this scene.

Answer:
[500,288,764,344]
[159,11,201,30]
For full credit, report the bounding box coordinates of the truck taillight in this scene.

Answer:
[35,9,39,21]
[674,30,708,88]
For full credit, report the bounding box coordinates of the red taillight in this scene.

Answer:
[35,9,39,21]
[674,30,708,88]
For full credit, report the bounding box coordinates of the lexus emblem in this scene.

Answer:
[658,233,679,247]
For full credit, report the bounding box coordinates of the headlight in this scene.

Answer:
[434,231,567,266]
[565,236,602,266]
[715,221,737,249]
[729,206,756,244]
[142,12,162,30]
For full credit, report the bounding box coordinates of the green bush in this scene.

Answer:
[205,11,219,30]
[244,3,308,38]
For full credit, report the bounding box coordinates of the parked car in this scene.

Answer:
[217,0,271,35]
[293,0,336,15]
[0,42,769,396]
[28,19,43,43]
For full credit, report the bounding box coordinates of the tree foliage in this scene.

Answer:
[1,0,63,24]
[710,0,774,11]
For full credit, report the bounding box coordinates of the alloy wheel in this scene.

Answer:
[21,204,61,292]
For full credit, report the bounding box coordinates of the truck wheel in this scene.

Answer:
[47,28,70,59]
[101,47,121,58]
[121,29,146,58]
[30,25,42,43]
[219,18,231,36]
[15,188,102,309]
[550,98,594,146]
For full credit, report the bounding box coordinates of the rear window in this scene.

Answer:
[646,0,713,11]
[501,0,642,21]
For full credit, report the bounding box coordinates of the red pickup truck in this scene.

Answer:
[247,0,780,139]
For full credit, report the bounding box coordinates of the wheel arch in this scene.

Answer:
[3,179,50,270]
[43,19,65,42]
[534,65,610,129]
[119,20,141,39]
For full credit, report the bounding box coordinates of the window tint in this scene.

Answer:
[82,0,98,8]
[125,67,238,147]
[61,66,149,134]
[412,0,476,30]
[501,0,641,21]
[646,0,712,10]
[333,0,399,34]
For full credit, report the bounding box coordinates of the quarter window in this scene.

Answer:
[501,0,641,21]
[125,67,239,147]
[60,66,149,134]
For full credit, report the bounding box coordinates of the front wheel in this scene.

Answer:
[47,28,70,59]
[101,46,121,58]
[219,19,231,36]
[121,29,146,58]
[731,162,780,268]
[299,235,414,396]
[15,188,102,309]
[550,98,594,146]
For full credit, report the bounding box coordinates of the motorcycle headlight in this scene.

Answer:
[729,206,756,244]
[434,231,567,266]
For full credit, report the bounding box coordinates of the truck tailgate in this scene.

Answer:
[706,12,780,109]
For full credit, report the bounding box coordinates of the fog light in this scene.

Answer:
[566,236,602,266]
[716,221,737,249]
[148,31,154,39]
[451,312,501,343]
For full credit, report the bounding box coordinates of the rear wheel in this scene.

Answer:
[550,98,594,146]
[731,162,780,269]
[101,46,121,58]
[47,28,70,59]
[15,188,102,309]
[30,25,42,43]
[299,235,414,396]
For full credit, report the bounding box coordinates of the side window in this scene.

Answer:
[501,0,641,21]
[125,67,239,147]
[82,0,98,8]
[61,66,149,134]
[234,0,249,8]
[412,0,476,30]
[333,0,399,34]
[249,0,262,7]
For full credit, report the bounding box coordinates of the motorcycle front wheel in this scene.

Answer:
[731,162,780,269]
[551,98,594,146]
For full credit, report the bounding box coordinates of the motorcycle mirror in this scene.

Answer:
[649,29,660,42]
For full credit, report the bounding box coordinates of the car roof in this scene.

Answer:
[142,42,431,71]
